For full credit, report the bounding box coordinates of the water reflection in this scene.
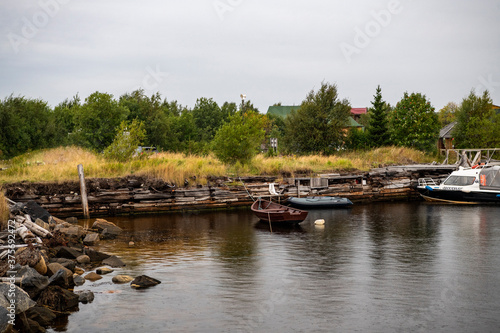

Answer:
[51,203,500,333]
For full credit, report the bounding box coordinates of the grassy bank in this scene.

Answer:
[0,146,438,185]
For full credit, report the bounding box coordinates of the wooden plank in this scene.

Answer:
[77,164,90,219]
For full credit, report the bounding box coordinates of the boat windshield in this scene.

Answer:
[443,176,476,186]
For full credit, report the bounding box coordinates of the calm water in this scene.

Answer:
[51,203,500,333]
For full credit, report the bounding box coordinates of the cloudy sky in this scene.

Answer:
[1,0,499,112]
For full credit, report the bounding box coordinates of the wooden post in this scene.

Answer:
[78,164,90,219]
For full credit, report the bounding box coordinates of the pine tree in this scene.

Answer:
[367,85,390,147]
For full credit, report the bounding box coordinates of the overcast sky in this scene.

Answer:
[1,0,499,113]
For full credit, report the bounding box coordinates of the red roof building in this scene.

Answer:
[350,108,367,122]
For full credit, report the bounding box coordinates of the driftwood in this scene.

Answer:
[0,277,23,284]
[23,214,53,238]
[15,223,37,244]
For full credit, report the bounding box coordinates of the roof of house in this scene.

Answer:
[439,121,456,139]
[351,108,368,115]
[348,117,362,127]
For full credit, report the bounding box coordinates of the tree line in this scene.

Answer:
[0,83,498,164]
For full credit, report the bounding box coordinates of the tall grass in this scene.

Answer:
[0,189,9,224]
[0,146,438,184]
[136,152,227,186]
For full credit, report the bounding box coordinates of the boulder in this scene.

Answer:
[55,246,82,260]
[25,306,57,327]
[36,286,79,313]
[48,269,74,289]
[65,217,78,224]
[130,275,161,289]
[17,266,49,298]
[14,316,45,333]
[76,255,91,265]
[96,267,113,275]
[46,263,74,289]
[46,263,72,278]
[56,226,85,238]
[73,274,85,286]
[75,290,94,303]
[101,228,121,239]
[15,200,51,223]
[84,272,102,281]
[84,248,110,262]
[50,258,76,272]
[102,256,125,268]
[92,219,122,239]
[112,275,134,284]
[0,306,10,333]
[83,233,100,246]
[0,282,37,314]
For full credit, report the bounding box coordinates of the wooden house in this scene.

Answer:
[350,107,367,122]
[438,121,456,151]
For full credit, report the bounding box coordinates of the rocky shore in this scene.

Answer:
[0,201,160,333]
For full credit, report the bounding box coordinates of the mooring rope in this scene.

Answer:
[239,177,256,202]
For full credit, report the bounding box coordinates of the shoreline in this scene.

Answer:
[3,165,457,218]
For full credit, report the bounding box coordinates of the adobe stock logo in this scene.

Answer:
[213,0,244,21]
[477,74,500,94]
[130,65,169,93]
[7,0,71,54]
[339,0,403,64]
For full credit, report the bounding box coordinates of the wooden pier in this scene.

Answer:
[3,164,458,218]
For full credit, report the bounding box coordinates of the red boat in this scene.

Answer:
[251,199,308,224]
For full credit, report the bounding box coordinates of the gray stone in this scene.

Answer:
[102,255,125,268]
[48,269,75,289]
[56,246,83,259]
[76,255,91,265]
[17,266,49,298]
[46,263,73,278]
[47,263,75,289]
[65,217,78,224]
[57,226,85,238]
[83,232,100,246]
[0,282,37,314]
[73,274,85,286]
[51,258,76,272]
[92,219,122,239]
[0,306,10,333]
[84,248,110,262]
[75,290,94,303]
